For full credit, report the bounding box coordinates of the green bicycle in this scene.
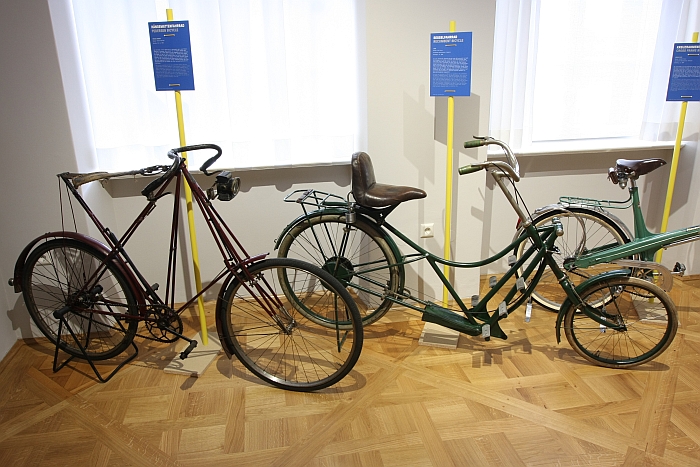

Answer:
[515,157,692,312]
[275,136,691,368]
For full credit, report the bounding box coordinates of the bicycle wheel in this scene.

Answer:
[516,207,630,312]
[563,276,677,368]
[218,258,363,391]
[22,238,138,360]
[277,214,400,326]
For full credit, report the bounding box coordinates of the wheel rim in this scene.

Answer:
[225,259,361,390]
[278,215,400,325]
[23,240,137,360]
[565,278,677,366]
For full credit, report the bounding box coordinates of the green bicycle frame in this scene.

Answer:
[572,184,700,269]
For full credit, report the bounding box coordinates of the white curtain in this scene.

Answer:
[64,0,359,172]
[489,0,540,151]
[490,0,699,152]
[641,0,700,141]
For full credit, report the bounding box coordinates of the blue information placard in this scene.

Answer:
[666,43,700,101]
[148,21,195,91]
[430,32,472,97]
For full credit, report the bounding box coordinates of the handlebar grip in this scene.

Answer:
[141,157,180,200]
[464,140,485,148]
[166,144,223,175]
[458,165,484,176]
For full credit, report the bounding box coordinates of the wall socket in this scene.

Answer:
[420,223,434,238]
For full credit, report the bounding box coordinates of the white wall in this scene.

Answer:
[0,0,84,357]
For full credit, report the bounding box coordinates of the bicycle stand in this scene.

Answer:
[52,310,138,383]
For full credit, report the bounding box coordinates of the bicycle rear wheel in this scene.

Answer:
[21,238,138,360]
[218,258,363,391]
[277,214,400,326]
[517,207,630,312]
[563,276,677,368]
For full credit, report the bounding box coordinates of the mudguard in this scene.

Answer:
[10,232,147,311]
[215,271,238,359]
[274,207,348,250]
[554,269,631,343]
[514,204,633,243]
[214,254,268,359]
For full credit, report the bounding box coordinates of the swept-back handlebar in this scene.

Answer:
[460,137,520,182]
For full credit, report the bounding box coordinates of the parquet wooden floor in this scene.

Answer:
[2,276,700,466]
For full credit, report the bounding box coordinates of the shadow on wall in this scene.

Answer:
[7,294,33,339]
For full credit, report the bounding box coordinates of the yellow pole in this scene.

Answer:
[656,31,699,264]
[167,9,209,345]
[442,20,456,307]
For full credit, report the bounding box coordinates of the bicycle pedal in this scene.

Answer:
[525,298,532,323]
[673,262,686,276]
[180,340,198,359]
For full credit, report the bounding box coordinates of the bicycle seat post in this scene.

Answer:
[345,193,356,225]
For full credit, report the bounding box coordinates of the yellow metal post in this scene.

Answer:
[442,20,456,307]
[167,9,209,345]
[656,31,699,265]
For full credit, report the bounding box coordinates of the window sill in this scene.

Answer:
[487,139,679,159]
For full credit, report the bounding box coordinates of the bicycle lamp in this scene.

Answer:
[207,171,240,201]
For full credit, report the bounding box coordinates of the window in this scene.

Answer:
[489,0,694,152]
[532,1,662,142]
[53,1,359,172]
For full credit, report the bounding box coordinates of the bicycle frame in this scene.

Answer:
[567,177,700,269]
[11,152,284,358]
[277,170,610,341]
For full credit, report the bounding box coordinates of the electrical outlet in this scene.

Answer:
[420,223,434,238]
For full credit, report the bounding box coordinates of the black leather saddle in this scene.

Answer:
[351,152,427,208]
[608,158,666,183]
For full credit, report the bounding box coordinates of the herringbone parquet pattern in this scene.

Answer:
[1,277,700,466]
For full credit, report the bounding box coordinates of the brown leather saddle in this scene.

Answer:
[351,152,427,208]
[608,158,666,184]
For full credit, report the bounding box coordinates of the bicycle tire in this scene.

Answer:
[563,276,677,368]
[516,207,631,312]
[277,214,400,326]
[22,238,139,360]
[218,258,363,391]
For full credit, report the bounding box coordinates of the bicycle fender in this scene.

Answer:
[554,269,631,343]
[515,204,633,242]
[214,272,238,359]
[214,255,268,359]
[273,208,347,250]
[275,209,404,263]
[10,232,147,309]
[11,232,110,292]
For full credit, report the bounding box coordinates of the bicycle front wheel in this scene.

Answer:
[563,276,677,368]
[277,214,400,326]
[21,238,138,360]
[517,207,630,312]
[218,258,363,391]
